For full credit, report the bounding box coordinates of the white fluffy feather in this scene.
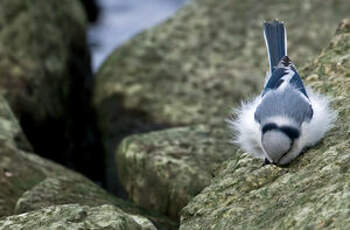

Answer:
[301,87,337,148]
[227,97,263,159]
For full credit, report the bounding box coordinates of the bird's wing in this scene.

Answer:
[256,86,313,125]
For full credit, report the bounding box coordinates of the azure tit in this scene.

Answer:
[228,20,336,165]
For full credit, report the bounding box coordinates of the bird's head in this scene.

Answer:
[261,122,300,165]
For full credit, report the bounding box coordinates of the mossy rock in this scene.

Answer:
[14,175,178,230]
[116,125,233,220]
[0,204,157,230]
[0,0,103,182]
[179,18,350,230]
[0,93,176,230]
[0,94,31,151]
[0,144,177,230]
[0,0,87,122]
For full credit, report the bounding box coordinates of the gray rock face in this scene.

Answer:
[12,174,178,230]
[0,0,103,182]
[0,94,31,151]
[117,125,233,220]
[0,0,86,121]
[93,0,350,196]
[0,91,176,229]
[179,18,350,229]
[0,143,177,229]
[0,204,156,230]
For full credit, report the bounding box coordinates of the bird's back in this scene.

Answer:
[255,86,313,126]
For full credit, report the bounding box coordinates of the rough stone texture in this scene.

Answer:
[0,94,34,217]
[0,204,156,230]
[0,145,177,229]
[179,18,350,229]
[13,175,178,230]
[93,0,350,194]
[14,176,122,214]
[0,97,176,229]
[0,144,65,218]
[0,0,104,183]
[0,94,31,152]
[117,125,233,220]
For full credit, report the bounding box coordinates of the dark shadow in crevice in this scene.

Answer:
[98,93,180,199]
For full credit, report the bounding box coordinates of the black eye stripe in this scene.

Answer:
[262,123,278,134]
[262,124,300,139]
[279,126,300,139]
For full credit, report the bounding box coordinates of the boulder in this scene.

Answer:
[116,125,232,220]
[0,143,177,229]
[13,174,178,230]
[0,94,176,229]
[93,0,350,193]
[0,204,156,230]
[0,141,177,229]
[0,0,104,182]
[179,18,350,229]
[0,143,62,218]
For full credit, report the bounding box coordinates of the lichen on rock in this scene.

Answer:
[116,125,233,220]
[0,94,31,151]
[0,0,103,183]
[0,204,157,230]
[0,93,176,229]
[13,174,178,230]
[179,18,350,230]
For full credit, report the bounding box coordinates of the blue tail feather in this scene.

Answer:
[264,20,287,73]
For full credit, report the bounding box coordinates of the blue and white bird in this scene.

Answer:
[228,20,337,165]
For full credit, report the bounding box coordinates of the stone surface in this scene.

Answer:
[117,125,233,220]
[0,144,64,218]
[93,0,350,194]
[0,94,34,217]
[0,144,177,229]
[0,96,176,229]
[14,176,121,214]
[0,204,156,230]
[0,94,31,152]
[0,0,104,182]
[13,174,178,230]
[179,18,350,229]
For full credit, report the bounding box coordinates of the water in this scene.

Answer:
[88,0,189,72]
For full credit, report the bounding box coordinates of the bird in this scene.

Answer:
[228,20,337,165]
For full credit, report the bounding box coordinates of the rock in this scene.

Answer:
[0,144,57,217]
[0,143,177,229]
[179,18,350,229]
[0,94,31,151]
[117,125,233,220]
[13,175,178,230]
[0,0,104,183]
[0,90,176,229]
[93,0,350,194]
[0,204,156,230]
[0,94,34,217]
[14,176,122,214]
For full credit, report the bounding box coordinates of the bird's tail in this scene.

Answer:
[263,20,287,73]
